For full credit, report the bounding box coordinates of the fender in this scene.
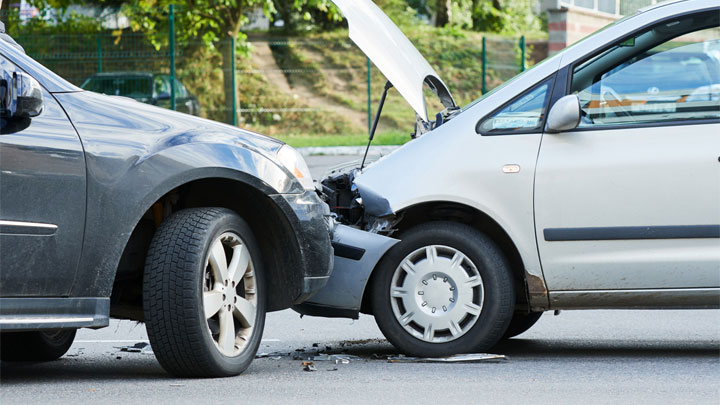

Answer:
[53,91,301,297]
[354,112,549,309]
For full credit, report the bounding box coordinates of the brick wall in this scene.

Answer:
[548,6,619,55]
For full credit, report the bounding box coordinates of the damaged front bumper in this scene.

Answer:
[275,191,335,303]
[293,224,399,319]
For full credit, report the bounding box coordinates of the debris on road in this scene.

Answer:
[302,361,317,372]
[116,342,154,355]
[386,353,508,363]
[256,351,292,359]
[311,354,358,364]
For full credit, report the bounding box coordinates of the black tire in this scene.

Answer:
[0,329,76,362]
[502,311,543,339]
[143,207,266,377]
[370,221,515,357]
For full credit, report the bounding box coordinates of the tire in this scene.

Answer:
[370,221,515,357]
[143,207,266,377]
[502,311,543,339]
[0,329,76,362]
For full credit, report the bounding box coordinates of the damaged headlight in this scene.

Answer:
[277,144,314,191]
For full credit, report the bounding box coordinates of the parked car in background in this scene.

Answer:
[81,72,201,116]
[296,0,720,357]
[1,35,332,377]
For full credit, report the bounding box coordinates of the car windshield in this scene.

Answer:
[81,76,153,99]
[463,14,634,111]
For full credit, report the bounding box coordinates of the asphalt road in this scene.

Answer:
[2,154,719,404]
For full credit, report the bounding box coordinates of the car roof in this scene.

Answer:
[87,72,155,78]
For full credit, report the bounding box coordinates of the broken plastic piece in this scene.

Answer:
[302,361,317,372]
[386,353,507,363]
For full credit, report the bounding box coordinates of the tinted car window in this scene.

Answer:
[571,17,720,127]
[174,78,188,98]
[154,76,170,96]
[478,79,553,134]
[81,76,153,100]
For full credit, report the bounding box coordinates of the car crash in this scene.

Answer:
[295,0,720,357]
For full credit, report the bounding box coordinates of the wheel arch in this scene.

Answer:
[361,200,547,314]
[110,174,305,321]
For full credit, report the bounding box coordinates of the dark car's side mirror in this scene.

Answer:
[1,70,44,118]
[157,92,171,101]
[546,94,580,133]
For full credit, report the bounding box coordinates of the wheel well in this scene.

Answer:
[110,178,303,321]
[360,201,531,315]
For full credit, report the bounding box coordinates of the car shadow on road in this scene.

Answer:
[315,337,720,362]
[0,357,170,383]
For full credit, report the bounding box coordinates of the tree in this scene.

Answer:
[119,0,275,124]
[18,0,336,124]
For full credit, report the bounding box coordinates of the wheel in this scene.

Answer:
[370,221,515,357]
[143,207,265,377]
[502,311,543,339]
[0,329,76,362]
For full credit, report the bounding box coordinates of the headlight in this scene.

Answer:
[276,144,314,191]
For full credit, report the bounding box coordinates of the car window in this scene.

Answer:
[477,78,553,135]
[80,76,153,100]
[174,78,188,98]
[154,76,170,96]
[571,12,720,128]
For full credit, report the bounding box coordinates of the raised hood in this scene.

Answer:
[332,0,456,122]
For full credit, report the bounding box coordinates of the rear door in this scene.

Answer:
[0,55,86,296]
[535,12,720,292]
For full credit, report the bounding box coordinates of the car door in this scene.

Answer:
[0,54,87,297]
[535,12,720,294]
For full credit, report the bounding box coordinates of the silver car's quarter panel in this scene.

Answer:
[296,225,399,317]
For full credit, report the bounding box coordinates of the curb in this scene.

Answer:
[297,145,401,157]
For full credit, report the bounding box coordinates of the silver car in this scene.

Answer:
[295,0,720,357]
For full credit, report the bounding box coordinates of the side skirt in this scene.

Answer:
[0,297,109,331]
[549,288,720,309]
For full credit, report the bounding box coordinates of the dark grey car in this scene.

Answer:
[0,35,333,377]
[80,72,202,116]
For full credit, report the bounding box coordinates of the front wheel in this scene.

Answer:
[370,222,515,357]
[143,208,265,377]
[0,329,76,362]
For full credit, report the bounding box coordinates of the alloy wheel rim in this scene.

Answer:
[390,245,484,343]
[202,232,257,357]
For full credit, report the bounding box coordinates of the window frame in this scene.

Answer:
[475,74,557,136]
[562,9,720,132]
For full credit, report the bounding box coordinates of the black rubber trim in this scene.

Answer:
[332,242,365,261]
[292,303,360,320]
[544,225,720,241]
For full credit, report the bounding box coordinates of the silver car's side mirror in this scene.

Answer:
[1,71,44,118]
[546,94,580,133]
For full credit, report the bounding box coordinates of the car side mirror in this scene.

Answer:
[1,70,44,118]
[546,94,580,133]
[157,92,171,101]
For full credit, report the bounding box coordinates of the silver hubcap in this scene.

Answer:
[202,232,257,357]
[390,245,484,343]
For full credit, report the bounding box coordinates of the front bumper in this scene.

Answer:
[293,224,399,319]
[274,191,334,303]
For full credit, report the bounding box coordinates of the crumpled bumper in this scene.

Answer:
[275,191,335,303]
[293,224,399,319]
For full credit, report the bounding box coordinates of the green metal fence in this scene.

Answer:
[4,6,534,136]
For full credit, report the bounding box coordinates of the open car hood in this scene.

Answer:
[332,0,456,123]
